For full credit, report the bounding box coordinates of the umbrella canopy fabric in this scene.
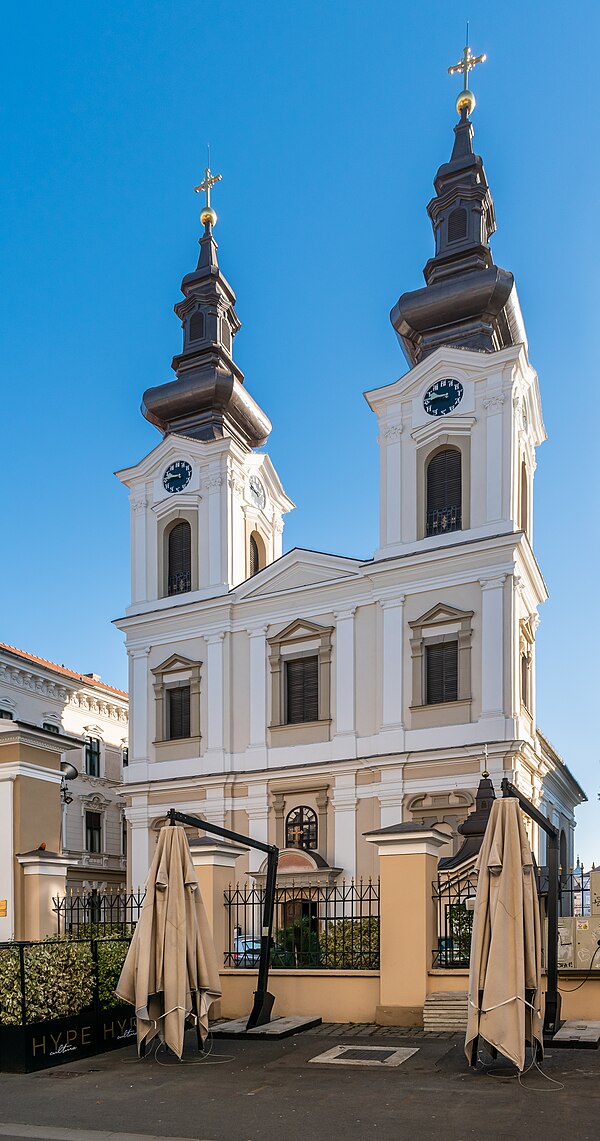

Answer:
[464,797,543,1071]
[117,825,221,1059]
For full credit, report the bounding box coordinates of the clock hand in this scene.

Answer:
[428,391,446,401]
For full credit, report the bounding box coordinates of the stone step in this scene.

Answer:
[423,991,468,1033]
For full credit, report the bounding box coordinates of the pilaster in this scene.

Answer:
[332,772,358,880]
[333,608,356,738]
[480,575,506,718]
[380,595,405,729]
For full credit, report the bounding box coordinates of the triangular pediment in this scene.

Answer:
[151,653,200,676]
[409,602,474,629]
[236,548,362,600]
[269,618,331,645]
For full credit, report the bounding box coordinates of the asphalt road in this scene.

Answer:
[1,1026,599,1141]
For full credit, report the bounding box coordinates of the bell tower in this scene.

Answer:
[117,167,293,604]
[366,42,545,560]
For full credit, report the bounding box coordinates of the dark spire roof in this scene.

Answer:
[390,108,526,366]
[142,220,271,449]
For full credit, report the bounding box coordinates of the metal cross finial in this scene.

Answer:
[194,150,222,227]
[482,743,489,779]
[448,33,486,117]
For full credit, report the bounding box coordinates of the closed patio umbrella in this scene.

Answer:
[464,797,543,1071]
[117,824,221,1059]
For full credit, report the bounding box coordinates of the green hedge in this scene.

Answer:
[320,917,380,969]
[0,935,131,1027]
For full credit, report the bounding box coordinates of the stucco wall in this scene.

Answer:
[219,969,380,1024]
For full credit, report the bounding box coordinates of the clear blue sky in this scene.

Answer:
[1,1,597,862]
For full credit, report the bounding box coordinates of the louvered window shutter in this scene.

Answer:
[189,311,205,341]
[426,642,458,704]
[168,522,192,595]
[168,686,191,739]
[448,207,467,242]
[426,449,462,535]
[285,656,319,724]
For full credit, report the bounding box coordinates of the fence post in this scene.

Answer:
[365,822,451,1027]
[189,838,248,971]
[16,852,71,940]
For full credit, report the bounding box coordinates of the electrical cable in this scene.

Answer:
[557,943,600,992]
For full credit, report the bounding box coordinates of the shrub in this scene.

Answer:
[271,916,321,967]
[320,917,379,969]
[0,933,132,1026]
[0,940,94,1026]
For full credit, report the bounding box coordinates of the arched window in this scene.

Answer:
[249,531,265,577]
[168,521,191,595]
[426,448,462,536]
[189,311,205,342]
[285,806,318,850]
[520,460,529,533]
[221,319,232,353]
[448,207,467,243]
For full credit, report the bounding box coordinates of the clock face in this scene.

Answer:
[162,461,192,494]
[249,475,266,510]
[423,378,464,417]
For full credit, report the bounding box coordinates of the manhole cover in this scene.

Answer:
[339,1048,396,1062]
[309,1045,419,1068]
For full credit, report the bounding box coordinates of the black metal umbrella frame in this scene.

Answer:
[167,808,278,1030]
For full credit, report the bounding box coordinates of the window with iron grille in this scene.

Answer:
[426,448,462,536]
[249,534,260,577]
[285,657,319,724]
[189,311,205,341]
[168,686,191,740]
[85,810,102,853]
[521,653,530,711]
[425,641,458,704]
[85,736,101,777]
[168,521,192,596]
[42,722,60,734]
[285,805,318,850]
[520,460,528,533]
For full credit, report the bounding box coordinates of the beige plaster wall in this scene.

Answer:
[356,797,378,881]
[229,631,250,753]
[219,970,380,1024]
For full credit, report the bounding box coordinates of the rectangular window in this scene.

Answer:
[425,642,458,705]
[0,709,13,720]
[521,654,530,711]
[85,811,102,854]
[285,656,319,724]
[43,722,60,734]
[122,747,129,767]
[85,736,101,777]
[168,686,191,740]
[122,816,127,857]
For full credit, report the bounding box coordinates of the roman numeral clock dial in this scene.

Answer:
[423,379,463,417]
[162,461,192,494]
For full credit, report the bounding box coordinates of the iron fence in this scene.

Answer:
[53,889,146,935]
[224,879,380,970]
[433,866,595,967]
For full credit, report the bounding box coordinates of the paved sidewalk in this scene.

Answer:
[1,1024,599,1141]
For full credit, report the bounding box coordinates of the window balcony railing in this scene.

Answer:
[168,570,191,596]
[426,505,462,537]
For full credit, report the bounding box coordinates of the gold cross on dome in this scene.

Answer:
[194,166,222,210]
[448,42,486,92]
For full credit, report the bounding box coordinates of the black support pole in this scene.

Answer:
[500,778,561,1038]
[167,808,279,1030]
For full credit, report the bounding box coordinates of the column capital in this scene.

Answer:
[378,593,406,609]
[479,574,507,591]
[206,631,226,644]
[247,624,269,638]
[333,607,356,621]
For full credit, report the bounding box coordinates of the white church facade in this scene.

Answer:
[116,97,584,890]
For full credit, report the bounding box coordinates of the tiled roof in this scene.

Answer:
[0,643,128,700]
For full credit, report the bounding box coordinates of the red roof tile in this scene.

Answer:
[0,643,128,699]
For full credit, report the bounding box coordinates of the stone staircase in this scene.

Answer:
[423,991,469,1033]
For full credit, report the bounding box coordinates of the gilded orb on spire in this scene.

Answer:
[194,155,222,228]
[448,34,486,117]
